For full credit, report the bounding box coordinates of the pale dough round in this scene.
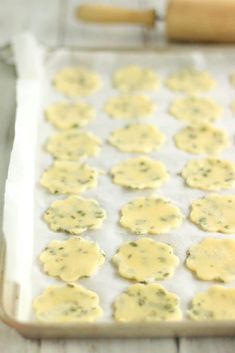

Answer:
[182,158,235,191]
[108,124,165,153]
[44,195,106,235]
[104,95,155,120]
[165,68,215,93]
[114,283,182,322]
[186,238,235,283]
[113,65,159,93]
[190,194,235,234]
[111,156,169,190]
[53,67,102,97]
[120,196,183,235]
[169,96,222,124]
[45,101,95,129]
[174,123,228,155]
[230,72,235,88]
[113,238,179,282]
[40,237,105,281]
[188,286,235,320]
[40,160,98,195]
[33,283,103,322]
[46,129,101,160]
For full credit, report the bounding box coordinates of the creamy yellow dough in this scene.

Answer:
[113,65,159,93]
[186,238,235,283]
[53,67,102,97]
[33,283,103,322]
[113,238,179,282]
[182,158,235,191]
[111,156,169,190]
[231,101,235,113]
[44,196,106,235]
[188,286,235,321]
[104,95,155,120]
[45,101,95,129]
[190,194,235,234]
[169,96,222,124]
[40,237,105,281]
[114,283,182,322]
[230,72,235,88]
[46,129,101,160]
[165,68,215,93]
[40,160,98,195]
[108,124,165,153]
[120,196,183,235]
[174,123,228,155]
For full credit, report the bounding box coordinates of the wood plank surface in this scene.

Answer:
[179,337,235,353]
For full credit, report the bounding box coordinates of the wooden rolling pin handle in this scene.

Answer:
[76,1,235,42]
[76,5,156,28]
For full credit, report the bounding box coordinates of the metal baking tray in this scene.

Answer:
[1,33,235,338]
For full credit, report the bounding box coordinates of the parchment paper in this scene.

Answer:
[4,32,235,322]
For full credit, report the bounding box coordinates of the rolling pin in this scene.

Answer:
[76,0,235,43]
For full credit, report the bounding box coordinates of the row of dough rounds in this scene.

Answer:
[34,67,107,323]
[44,123,230,159]
[46,95,234,127]
[52,65,235,96]
[38,236,235,284]
[34,282,235,322]
[40,156,235,193]
[42,194,235,235]
[35,233,235,322]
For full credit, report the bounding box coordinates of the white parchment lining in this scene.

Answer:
[3,33,235,322]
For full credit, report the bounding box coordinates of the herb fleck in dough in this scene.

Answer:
[111,156,169,190]
[33,284,103,322]
[113,238,179,282]
[45,101,95,129]
[165,68,215,93]
[40,160,98,195]
[44,196,106,235]
[190,194,235,234]
[182,158,235,191]
[108,124,165,153]
[113,65,159,93]
[114,283,182,322]
[53,67,102,97]
[40,237,105,282]
[186,238,235,283]
[169,96,222,124]
[104,95,155,120]
[188,286,235,320]
[120,196,183,235]
[46,129,101,160]
[174,123,228,155]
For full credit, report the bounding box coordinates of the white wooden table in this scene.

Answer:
[0,0,235,351]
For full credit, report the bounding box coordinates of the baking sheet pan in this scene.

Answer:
[1,32,235,337]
